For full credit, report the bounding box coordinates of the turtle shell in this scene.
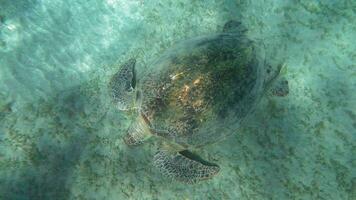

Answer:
[137,33,266,147]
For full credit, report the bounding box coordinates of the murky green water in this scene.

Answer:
[0,0,355,199]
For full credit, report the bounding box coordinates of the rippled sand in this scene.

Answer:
[0,0,355,199]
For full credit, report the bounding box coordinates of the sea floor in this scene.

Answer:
[0,0,355,199]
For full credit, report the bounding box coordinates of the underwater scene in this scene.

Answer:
[0,0,355,199]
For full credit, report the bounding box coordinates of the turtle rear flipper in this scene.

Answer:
[109,58,138,110]
[154,149,220,184]
[223,20,247,35]
[265,64,289,97]
[270,77,289,96]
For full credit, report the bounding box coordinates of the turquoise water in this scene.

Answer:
[0,0,355,199]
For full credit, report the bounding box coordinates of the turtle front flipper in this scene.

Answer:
[153,148,220,184]
[109,58,139,111]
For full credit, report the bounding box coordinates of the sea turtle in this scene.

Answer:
[109,20,289,184]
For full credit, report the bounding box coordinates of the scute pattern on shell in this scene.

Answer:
[138,33,265,146]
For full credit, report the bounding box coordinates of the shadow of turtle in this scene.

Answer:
[0,76,115,199]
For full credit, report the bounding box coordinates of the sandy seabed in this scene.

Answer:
[0,0,355,199]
